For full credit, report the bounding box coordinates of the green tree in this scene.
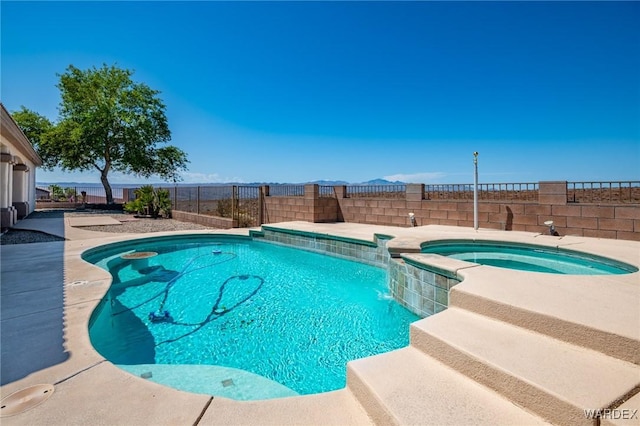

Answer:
[13,64,188,204]
[11,107,57,168]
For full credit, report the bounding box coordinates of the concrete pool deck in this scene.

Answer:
[1,217,639,425]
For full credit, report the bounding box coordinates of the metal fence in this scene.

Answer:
[346,185,406,198]
[117,180,640,229]
[268,185,305,197]
[424,184,473,200]
[567,181,640,204]
[162,185,230,215]
[424,183,539,201]
[479,182,539,201]
[319,185,336,198]
[236,186,261,227]
[38,185,126,204]
[153,185,261,227]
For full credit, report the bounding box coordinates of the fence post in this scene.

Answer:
[197,186,200,215]
[173,186,178,211]
[232,185,239,227]
[258,186,265,225]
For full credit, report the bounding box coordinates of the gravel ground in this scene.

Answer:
[0,230,66,245]
[1,209,217,245]
[80,217,213,233]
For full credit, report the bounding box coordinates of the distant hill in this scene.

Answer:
[309,180,350,185]
[36,182,142,188]
[359,178,405,185]
[37,178,408,187]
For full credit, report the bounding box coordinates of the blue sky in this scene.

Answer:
[2,1,639,185]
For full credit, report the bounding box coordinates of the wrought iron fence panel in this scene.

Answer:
[424,184,473,200]
[75,186,111,203]
[567,181,640,204]
[42,185,117,203]
[235,185,261,227]
[425,183,538,201]
[194,186,234,217]
[173,186,197,213]
[346,185,406,198]
[479,183,539,202]
[319,186,336,198]
[268,185,305,197]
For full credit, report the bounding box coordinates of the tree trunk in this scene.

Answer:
[100,171,114,204]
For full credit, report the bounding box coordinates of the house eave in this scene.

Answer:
[1,103,44,166]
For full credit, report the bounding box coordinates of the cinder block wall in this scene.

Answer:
[264,196,311,223]
[169,182,638,241]
[262,184,338,224]
[262,183,640,241]
[314,196,339,223]
[172,210,236,228]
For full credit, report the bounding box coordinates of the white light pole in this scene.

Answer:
[473,151,479,230]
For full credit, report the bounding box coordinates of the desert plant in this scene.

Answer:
[155,188,172,218]
[123,198,144,215]
[64,187,77,202]
[215,198,232,218]
[237,212,254,228]
[49,184,65,201]
[124,185,172,218]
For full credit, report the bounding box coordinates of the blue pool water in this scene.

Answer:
[421,241,637,275]
[86,236,419,400]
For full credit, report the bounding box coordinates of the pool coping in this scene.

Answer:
[1,221,639,424]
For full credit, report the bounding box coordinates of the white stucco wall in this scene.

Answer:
[0,103,43,226]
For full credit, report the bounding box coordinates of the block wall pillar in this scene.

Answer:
[539,181,567,205]
[406,184,425,202]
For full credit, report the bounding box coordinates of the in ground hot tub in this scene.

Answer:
[420,241,637,275]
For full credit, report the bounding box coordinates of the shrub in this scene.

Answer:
[64,187,77,202]
[49,184,65,201]
[215,198,232,217]
[124,185,172,218]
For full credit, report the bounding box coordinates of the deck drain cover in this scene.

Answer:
[0,384,55,417]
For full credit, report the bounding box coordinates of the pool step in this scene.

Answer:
[410,307,640,426]
[347,346,548,425]
[448,269,640,365]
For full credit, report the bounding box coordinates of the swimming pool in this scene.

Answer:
[86,236,419,400]
[420,240,637,274]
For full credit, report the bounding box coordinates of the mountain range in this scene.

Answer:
[37,178,407,187]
